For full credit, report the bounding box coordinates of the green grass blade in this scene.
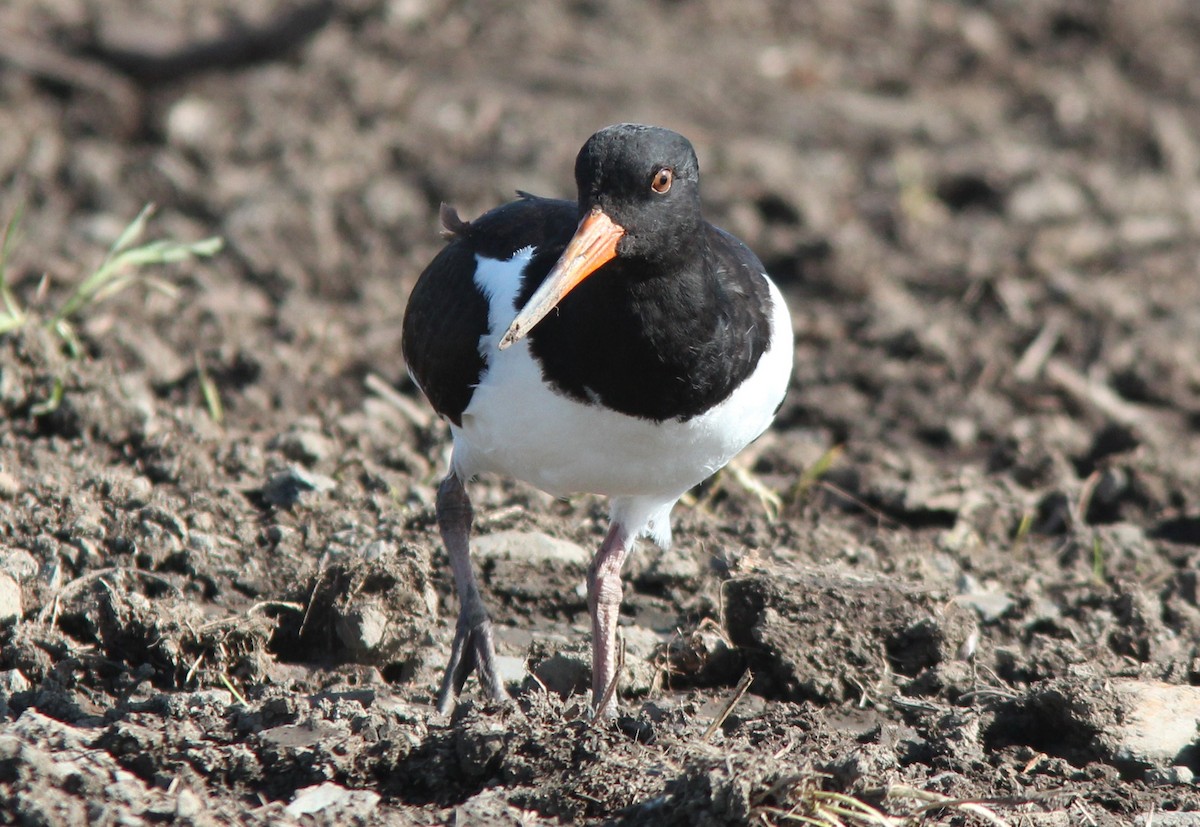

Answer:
[108,203,155,258]
[196,355,224,425]
[791,444,843,501]
[30,376,64,417]
[53,207,223,326]
[0,202,26,323]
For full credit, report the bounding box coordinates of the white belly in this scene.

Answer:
[449,249,793,540]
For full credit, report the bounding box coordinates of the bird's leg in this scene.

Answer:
[435,471,509,713]
[587,522,632,716]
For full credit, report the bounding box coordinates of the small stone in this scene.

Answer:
[161,689,234,715]
[1145,765,1195,786]
[166,96,221,149]
[175,788,203,819]
[0,572,21,623]
[494,655,528,689]
[1118,214,1180,249]
[1030,222,1113,271]
[336,606,389,653]
[1135,814,1200,827]
[361,540,395,561]
[285,782,380,819]
[637,546,702,586]
[126,476,154,507]
[187,532,217,554]
[271,429,334,465]
[453,788,542,827]
[955,574,1015,623]
[364,176,426,226]
[473,530,588,566]
[0,549,38,581]
[0,669,31,701]
[532,652,589,698]
[262,465,336,506]
[1108,680,1200,770]
[0,471,20,498]
[1028,597,1062,624]
[620,624,668,696]
[1009,175,1087,223]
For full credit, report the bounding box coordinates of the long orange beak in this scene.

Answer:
[497,207,624,350]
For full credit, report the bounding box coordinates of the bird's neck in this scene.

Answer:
[622,251,725,340]
[525,226,765,422]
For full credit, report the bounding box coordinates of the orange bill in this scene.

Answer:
[497,207,624,350]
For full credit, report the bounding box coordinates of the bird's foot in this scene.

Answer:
[437,615,510,714]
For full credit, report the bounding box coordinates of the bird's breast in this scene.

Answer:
[450,251,793,501]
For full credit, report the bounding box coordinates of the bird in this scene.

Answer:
[401,123,794,715]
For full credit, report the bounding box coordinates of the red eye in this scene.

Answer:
[650,167,673,194]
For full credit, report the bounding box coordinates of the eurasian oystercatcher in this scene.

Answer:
[402,124,794,715]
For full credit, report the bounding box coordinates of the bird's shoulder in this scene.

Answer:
[401,194,577,426]
[706,224,770,292]
[443,193,578,261]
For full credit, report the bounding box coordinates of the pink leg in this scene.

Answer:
[587,522,632,715]
[435,472,509,713]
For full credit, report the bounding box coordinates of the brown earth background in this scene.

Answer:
[3,1,1200,824]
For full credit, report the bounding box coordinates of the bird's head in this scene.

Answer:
[498,124,703,350]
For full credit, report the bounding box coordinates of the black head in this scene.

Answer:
[574,124,703,262]
[498,124,706,350]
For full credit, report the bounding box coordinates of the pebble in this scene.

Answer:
[1008,175,1087,223]
[336,606,389,653]
[495,655,529,690]
[621,624,668,696]
[284,782,380,819]
[0,471,20,498]
[262,465,337,507]
[174,787,203,819]
[0,669,31,715]
[1145,765,1195,786]
[364,176,426,226]
[1135,815,1200,827]
[360,540,393,561]
[473,530,588,566]
[452,788,541,826]
[0,669,31,695]
[954,574,1015,623]
[270,428,334,466]
[160,689,235,715]
[532,652,589,698]
[125,476,154,508]
[1118,214,1181,249]
[636,546,702,586]
[0,572,21,624]
[1108,680,1200,771]
[0,550,38,581]
[165,96,221,150]
[1030,221,1113,270]
[186,532,217,554]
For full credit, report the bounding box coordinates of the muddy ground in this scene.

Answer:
[2,0,1200,824]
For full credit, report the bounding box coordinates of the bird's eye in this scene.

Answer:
[650,167,673,194]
